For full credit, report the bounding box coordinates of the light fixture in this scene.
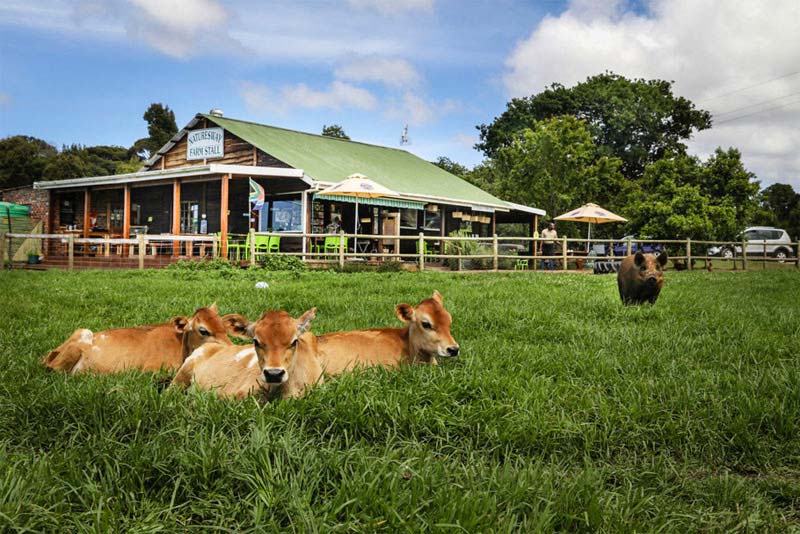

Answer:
[453,211,463,218]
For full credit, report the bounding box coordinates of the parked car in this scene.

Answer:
[595,235,663,257]
[708,227,794,261]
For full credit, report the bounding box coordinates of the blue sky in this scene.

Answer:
[1,0,798,186]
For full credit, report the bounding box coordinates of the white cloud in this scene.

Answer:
[346,0,434,15]
[453,132,475,150]
[238,80,378,114]
[503,0,800,187]
[386,91,460,125]
[335,57,421,88]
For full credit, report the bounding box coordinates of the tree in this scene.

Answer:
[477,72,712,180]
[41,151,93,182]
[0,135,57,188]
[699,148,760,227]
[431,156,469,178]
[132,103,178,158]
[321,124,350,140]
[490,116,626,237]
[756,183,800,239]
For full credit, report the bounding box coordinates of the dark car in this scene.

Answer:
[606,235,663,257]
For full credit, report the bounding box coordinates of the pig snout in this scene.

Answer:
[645,274,659,287]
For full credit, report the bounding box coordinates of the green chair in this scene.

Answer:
[323,236,347,257]
[253,234,270,258]
[220,232,249,261]
[514,259,529,271]
[268,235,281,253]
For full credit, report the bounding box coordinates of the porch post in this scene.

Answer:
[220,174,230,259]
[83,189,91,238]
[301,190,309,261]
[123,184,131,239]
[172,179,181,256]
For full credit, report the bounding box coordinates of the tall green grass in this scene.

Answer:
[0,269,798,532]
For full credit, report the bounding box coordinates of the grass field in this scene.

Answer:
[1,267,799,532]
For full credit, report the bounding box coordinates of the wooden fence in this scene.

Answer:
[2,230,799,271]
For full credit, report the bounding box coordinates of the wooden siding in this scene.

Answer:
[150,127,293,171]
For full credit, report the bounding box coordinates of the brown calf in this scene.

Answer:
[170,308,322,400]
[317,290,459,375]
[41,304,247,374]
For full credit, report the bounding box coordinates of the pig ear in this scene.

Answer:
[431,290,443,304]
[657,251,668,267]
[222,314,251,339]
[296,307,316,335]
[395,303,415,323]
[634,251,645,266]
[171,316,189,334]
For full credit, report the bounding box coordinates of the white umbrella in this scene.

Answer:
[317,174,397,252]
[554,202,627,252]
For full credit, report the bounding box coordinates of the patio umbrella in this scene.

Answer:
[316,173,398,252]
[554,202,627,252]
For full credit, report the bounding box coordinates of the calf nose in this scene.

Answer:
[263,368,286,383]
[446,345,460,357]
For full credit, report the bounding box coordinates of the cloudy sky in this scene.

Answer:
[1,0,798,188]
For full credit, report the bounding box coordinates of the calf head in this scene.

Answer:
[396,290,459,362]
[173,303,249,358]
[244,308,317,386]
[633,251,668,291]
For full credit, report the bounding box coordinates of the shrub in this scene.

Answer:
[444,230,492,270]
[258,254,308,273]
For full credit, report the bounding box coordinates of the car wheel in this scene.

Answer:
[774,248,788,263]
[721,247,734,260]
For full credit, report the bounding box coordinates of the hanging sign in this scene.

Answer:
[187,127,224,160]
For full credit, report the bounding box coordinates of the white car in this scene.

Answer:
[709,227,794,261]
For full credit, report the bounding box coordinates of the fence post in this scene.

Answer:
[0,231,6,267]
[686,238,692,270]
[741,239,747,271]
[763,240,767,270]
[68,234,74,271]
[796,241,799,269]
[532,238,538,271]
[418,232,425,272]
[562,237,568,271]
[492,234,499,271]
[339,230,345,269]
[249,228,256,266]
[626,237,632,256]
[138,234,145,270]
[212,235,219,259]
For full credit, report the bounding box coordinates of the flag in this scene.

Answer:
[249,178,265,210]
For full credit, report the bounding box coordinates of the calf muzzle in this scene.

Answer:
[446,345,460,357]
[263,368,286,383]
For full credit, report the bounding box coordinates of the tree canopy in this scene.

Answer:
[321,124,350,140]
[0,136,57,189]
[132,103,178,158]
[476,72,712,180]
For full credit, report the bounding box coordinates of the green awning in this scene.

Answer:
[0,201,30,218]
[313,194,425,210]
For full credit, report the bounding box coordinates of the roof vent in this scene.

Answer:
[209,109,224,117]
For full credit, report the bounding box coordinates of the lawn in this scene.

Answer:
[0,267,798,532]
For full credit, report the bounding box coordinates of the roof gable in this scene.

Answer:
[201,114,507,208]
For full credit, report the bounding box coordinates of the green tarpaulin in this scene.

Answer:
[0,201,31,218]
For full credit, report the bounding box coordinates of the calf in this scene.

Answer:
[170,308,322,400]
[41,304,246,374]
[317,290,459,375]
[617,251,668,305]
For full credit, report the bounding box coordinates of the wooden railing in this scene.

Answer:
[2,230,799,271]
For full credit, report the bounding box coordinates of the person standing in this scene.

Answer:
[541,222,558,270]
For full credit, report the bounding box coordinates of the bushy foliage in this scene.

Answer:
[258,254,307,272]
[444,230,492,270]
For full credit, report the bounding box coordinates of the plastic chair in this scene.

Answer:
[323,236,347,257]
[268,235,281,253]
[253,234,270,257]
[221,232,249,261]
[514,259,529,270]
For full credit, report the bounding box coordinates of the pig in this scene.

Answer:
[617,251,668,305]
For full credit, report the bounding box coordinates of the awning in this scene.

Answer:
[314,193,425,210]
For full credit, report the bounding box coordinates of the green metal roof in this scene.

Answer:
[202,114,507,209]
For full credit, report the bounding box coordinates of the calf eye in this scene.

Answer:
[421,320,433,330]
[199,327,210,336]
[291,339,298,347]
[253,339,261,348]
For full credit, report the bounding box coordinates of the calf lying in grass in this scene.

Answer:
[170,308,322,400]
[317,290,459,375]
[41,304,246,374]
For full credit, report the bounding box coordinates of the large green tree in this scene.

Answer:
[432,156,469,178]
[132,103,178,158]
[0,136,57,188]
[755,183,800,239]
[477,73,712,180]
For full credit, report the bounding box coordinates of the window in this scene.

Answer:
[423,207,441,231]
[400,208,419,229]
[259,199,302,232]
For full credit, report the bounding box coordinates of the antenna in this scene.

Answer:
[400,124,410,146]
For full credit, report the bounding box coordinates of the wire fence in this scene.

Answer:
[2,229,799,272]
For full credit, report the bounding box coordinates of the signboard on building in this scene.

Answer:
[187,128,224,161]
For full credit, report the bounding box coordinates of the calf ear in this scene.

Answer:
[634,251,645,266]
[657,251,668,267]
[431,290,443,304]
[222,314,251,339]
[208,302,219,314]
[171,316,189,334]
[296,307,317,335]
[395,303,415,323]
